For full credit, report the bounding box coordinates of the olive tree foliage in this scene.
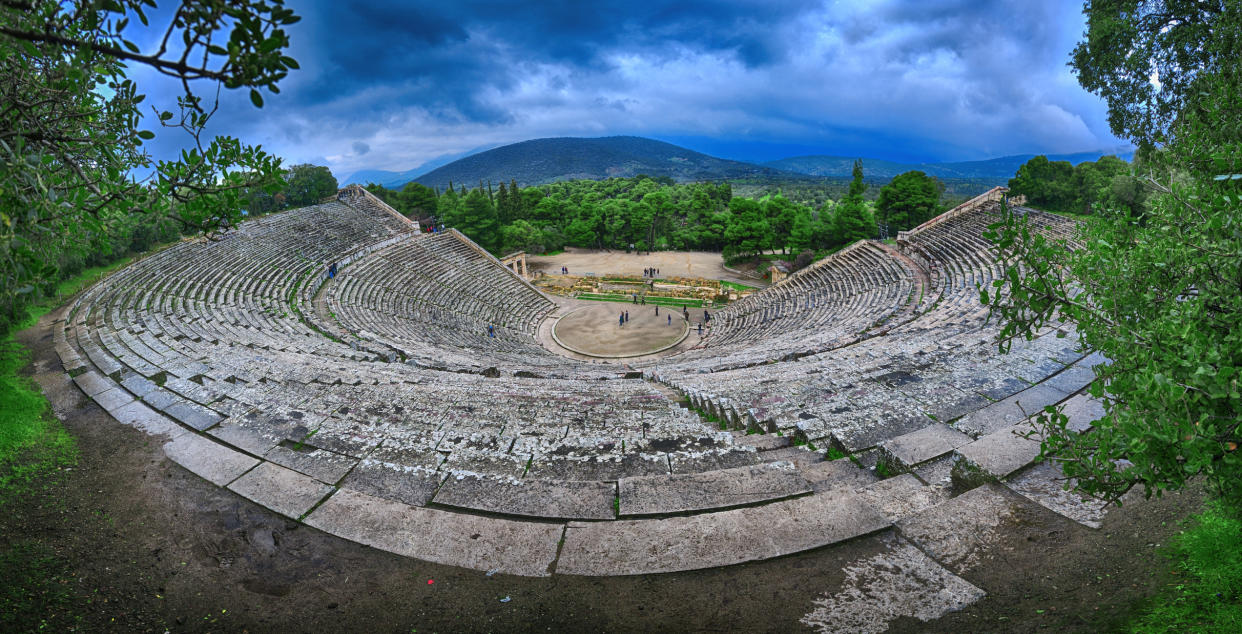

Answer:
[0,0,300,329]
[984,1,1242,504]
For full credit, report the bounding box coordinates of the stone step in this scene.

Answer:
[878,423,973,472]
[434,475,616,521]
[953,383,1070,437]
[556,490,890,575]
[618,461,811,516]
[1004,462,1109,528]
[797,458,879,492]
[951,422,1042,487]
[855,473,951,523]
[895,482,1035,575]
[227,461,335,519]
[761,445,825,469]
[163,433,260,487]
[733,432,792,451]
[305,487,563,577]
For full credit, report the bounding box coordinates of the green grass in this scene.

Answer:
[0,540,77,631]
[1131,499,1242,633]
[577,292,705,308]
[824,446,847,461]
[0,257,130,491]
[720,280,758,292]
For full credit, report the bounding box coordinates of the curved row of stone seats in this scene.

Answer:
[53,191,784,517]
[57,198,420,433]
[323,231,594,374]
[639,240,923,371]
[53,188,1119,578]
[63,199,415,385]
[650,204,1082,458]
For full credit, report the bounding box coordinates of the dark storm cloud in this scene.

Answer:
[281,0,818,122]
[132,0,1124,178]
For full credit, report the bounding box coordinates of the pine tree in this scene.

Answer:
[832,159,875,244]
[497,181,510,224]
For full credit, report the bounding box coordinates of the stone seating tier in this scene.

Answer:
[54,192,1107,578]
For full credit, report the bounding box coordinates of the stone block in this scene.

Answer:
[164,400,224,431]
[896,483,1028,574]
[264,444,358,485]
[342,459,445,507]
[878,424,973,472]
[556,491,889,575]
[305,488,562,577]
[435,475,615,520]
[227,461,334,519]
[111,401,189,439]
[163,433,260,487]
[619,461,811,516]
[799,534,985,633]
[855,474,950,523]
[93,386,135,412]
[1005,462,1109,528]
[799,459,880,492]
[952,424,1042,484]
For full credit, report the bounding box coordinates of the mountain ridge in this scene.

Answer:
[765,151,1134,180]
[341,136,1132,190]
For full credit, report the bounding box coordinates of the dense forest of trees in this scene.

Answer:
[362,164,956,260]
[1007,154,1144,215]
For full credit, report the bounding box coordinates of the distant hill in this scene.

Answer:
[343,136,1133,192]
[343,146,493,188]
[409,136,792,190]
[765,151,1133,181]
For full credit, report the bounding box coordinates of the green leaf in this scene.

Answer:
[249,89,264,108]
[137,130,155,140]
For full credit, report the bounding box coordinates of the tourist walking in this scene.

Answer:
[619,312,625,326]
[625,310,630,323]
[698,322,703,335]
[655,305,659,316]
[667,314,671,326]
[487,324,495,338]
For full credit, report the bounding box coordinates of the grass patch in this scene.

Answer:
[688,405,725,429]
[824,446,847,461]
[1131,499,1242,633]
[0,256,119,486]
[577,293,706,308]
[0,540,77,631]
[875,460,894,479]
[539,249,565,256]
[719,280,758,293]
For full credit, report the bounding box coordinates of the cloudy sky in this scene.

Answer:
[133,0,1127,181]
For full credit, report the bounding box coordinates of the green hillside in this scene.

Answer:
[412,136,795,190]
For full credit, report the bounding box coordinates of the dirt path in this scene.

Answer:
[2,312,1203,633]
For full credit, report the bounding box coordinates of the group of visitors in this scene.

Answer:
[328,262,338,279]
[560,266,570,275]
[618,310,631,326]
[643,267,660,278]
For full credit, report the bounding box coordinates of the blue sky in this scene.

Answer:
[132,0,1128,180]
